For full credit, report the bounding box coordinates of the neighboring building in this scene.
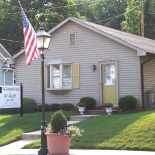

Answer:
[12,17,155,109]
[0,44,14,86]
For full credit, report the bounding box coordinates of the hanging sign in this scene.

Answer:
[0,86,21,108]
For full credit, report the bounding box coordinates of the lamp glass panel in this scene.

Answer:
[37,37,44,49]
[37,37,50,49]
[44,37,51,48]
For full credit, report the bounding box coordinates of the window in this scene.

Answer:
[53,65,60,89]
[70,33,76,46]
[41,58,79,90]
[63,65,72,88]
[46,64,72,90]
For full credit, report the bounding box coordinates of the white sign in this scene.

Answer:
[0,86,21,108]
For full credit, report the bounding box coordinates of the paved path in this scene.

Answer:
[0,139,155,155]
[0,143,155,155]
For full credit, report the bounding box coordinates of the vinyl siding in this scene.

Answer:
[5,70,13,85]
[15,56,42,103]
[0,60,4,85]
[140,56,155,107]
[15,21,141,106]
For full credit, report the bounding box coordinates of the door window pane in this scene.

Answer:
[63,65,72,88]
[104,65,116,85]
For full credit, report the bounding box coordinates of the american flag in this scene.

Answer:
[19,1,39,65]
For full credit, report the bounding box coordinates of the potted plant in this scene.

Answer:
[76,102,86,114]
[103,103,113,115]
[46,110,84,154]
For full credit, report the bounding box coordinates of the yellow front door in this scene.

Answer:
[102,64,117,106]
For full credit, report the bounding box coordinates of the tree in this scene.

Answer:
[144,0,155,39]
[121,0,143,35]
[76,0,127,30]
[121,0,155,39]
[0,0,84,55]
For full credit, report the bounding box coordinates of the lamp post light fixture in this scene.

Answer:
[37,24,51,155]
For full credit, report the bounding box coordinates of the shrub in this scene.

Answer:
[37,104,50,112]
[59,103,73,111]
[23,97,37,113]
[80,97,96,110]
[51,110,67,133]
[48,104,60,111]
[103,103,113,108]
[76,102,86,107]
[118,95,138,111]
[0,108,18,114]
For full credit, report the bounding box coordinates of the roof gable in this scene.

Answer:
[14,17,155,58]
[48,17,155,54]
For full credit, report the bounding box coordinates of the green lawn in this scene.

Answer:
[0,111,79,146]
[1,110,155,151]
[23,110,155,151]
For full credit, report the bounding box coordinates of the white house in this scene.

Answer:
[12,17,155,110]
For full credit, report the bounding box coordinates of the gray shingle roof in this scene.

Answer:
[72,17,155,54]
[0,44,11,59]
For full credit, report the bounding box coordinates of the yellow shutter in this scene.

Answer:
[72,63,80,88]
[39,65,46,90]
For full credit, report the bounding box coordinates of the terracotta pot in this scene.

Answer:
[46,133,70,155]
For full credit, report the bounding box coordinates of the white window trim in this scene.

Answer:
[46,64,73,90]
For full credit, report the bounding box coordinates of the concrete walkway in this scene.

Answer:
[0,142,155,155]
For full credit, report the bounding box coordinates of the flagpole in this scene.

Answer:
[18,1,51,154]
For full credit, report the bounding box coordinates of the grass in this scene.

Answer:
[1,110,155,151]
[23,110,155,151]
[0,111,79,147]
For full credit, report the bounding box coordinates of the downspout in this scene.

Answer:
[141,55,151,110]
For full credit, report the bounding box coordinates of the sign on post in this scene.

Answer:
[0,86,21,108]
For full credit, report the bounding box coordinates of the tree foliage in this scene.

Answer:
[121,0,155,39]
[0,0,84,55]
[121,0,143,35]
[2,0,155,56]
[144,0,155,39]
[76,0,127,30]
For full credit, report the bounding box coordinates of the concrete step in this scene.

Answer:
[67,121,80,126]
[22,131,40,140]
[22,121,80,140]
[22,115,97,140]
[70,115,98,121]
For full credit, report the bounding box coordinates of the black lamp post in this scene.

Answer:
[37,24,51,155]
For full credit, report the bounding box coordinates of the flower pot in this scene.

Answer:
[105,107,113,115]
[78,107,85,114]
[46,133,70,155]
